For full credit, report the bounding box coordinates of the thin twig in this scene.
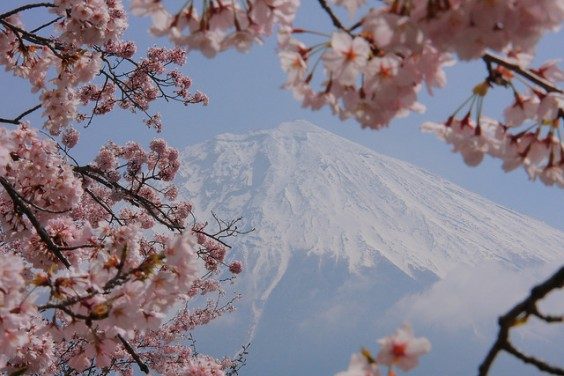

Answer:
[30,16,63,33]
[84,186,124,225]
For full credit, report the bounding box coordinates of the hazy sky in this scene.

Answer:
[1,1,562,229]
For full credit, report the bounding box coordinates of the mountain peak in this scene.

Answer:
[275,119,324,133]
[180,120,564,279]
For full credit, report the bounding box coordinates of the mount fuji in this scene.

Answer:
[178,120,564,375]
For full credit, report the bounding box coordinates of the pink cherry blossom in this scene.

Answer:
[229,260,243,274]
[323,32,370,87]
[376,325,431,372]
[335,353,380,376]
[333,0,367,18]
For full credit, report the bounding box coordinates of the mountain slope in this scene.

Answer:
[180,120,562,276]
[178,120,564,375]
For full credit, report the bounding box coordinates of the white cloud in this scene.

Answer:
[389,262,564,336]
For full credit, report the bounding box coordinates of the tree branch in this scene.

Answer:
[0,2,55,20]
[478,265,564,375]
[0,176,71,267]
[0,104,42,125]
[0,19,63,58]
[505,341,564,375]
[482,53,563,94]
[117,334,149,374]
[30,16,63,34]
[75,165,185,231]
[317,0,348,32]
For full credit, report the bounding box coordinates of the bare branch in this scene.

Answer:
[117,334,149,374]
[478,265,564,375]
[0,104,42,125]
[482,53,563,94]
[30,16,63,33]
[317,0,348,32]
[0,3,55,20]
[532,310,564,323]
[505,341,564,375]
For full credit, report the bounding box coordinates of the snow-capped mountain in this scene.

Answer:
[179,120,564,375]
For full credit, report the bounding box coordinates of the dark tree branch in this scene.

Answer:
[0,19,63,58]
[317,0,348,32]
[0,20,55,44]
[75,165,241,249]
[0,176,71,267]
[478,265,564,375]
[39,292,98,311]
[0,2,55,20]
[482,53,563,94]
[0,104,42,125]
[117,334,149,374]
[532,310,564,323]
[505,341,564,375]
[75,165,185,231]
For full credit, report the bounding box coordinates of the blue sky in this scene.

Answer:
[1,3,563,375]
[1,1,562,229]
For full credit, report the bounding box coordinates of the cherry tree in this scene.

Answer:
[0,1,247,374]
[1,0,563,375]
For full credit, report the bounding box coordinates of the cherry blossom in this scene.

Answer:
[133,0,300,57]
[332,0,367,18]
[323,32,370,86]
[336,326,430,376]
[137,0,562,185]
[135,0,562,184]
[336,352,380,376]
[229,260,243,274]
[376,325,431,372]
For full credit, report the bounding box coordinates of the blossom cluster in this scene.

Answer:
[78,46,209,131]
[0,253,54,374]
[406,0,564,60]
[423,61,563,187]
[132,0,300,57]
[336,325,431,376]
[52,0,128,46]
[279,26,453,129]
[137,1,563,184]
[0,1,206,140]
[139,1,562,130]
[0,122,244,374]
[278,0,563,129]
[0,124,82,240]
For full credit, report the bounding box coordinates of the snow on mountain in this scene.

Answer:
[180,120,561,275]
[178,120,564,375]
